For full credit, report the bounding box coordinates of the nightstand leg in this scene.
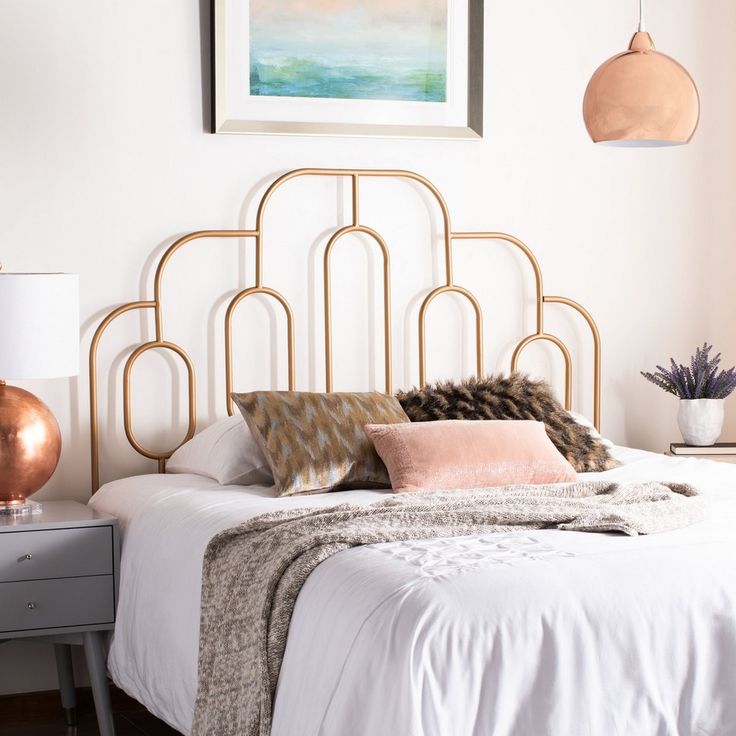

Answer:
[53,643,77,727]
[82,631,116,736]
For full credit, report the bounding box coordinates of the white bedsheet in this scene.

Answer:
[89,447,736,736]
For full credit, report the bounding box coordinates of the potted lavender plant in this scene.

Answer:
[641,343,736,445]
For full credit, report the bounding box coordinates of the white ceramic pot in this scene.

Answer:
[677,398,725,446]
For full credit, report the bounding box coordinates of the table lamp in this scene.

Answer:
[0,273,79,515]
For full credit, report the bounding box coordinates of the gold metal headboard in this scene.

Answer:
[89,168,602,492]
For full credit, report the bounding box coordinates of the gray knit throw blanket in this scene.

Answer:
[192,481,703,736]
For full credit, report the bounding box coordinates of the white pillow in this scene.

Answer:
[568,411,615,450]
[167,415,273,486]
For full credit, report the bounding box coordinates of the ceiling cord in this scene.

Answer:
[638,0,646,32]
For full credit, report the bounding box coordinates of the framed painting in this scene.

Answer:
[211,0,484,139]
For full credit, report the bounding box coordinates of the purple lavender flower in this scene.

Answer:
[641,343,736,399]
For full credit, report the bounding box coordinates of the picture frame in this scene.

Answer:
[211,0,484,139]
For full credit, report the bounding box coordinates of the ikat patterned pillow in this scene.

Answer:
[231,391,410,496]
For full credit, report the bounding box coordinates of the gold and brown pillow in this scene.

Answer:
[231,391,410,496]
[396,373,618,473]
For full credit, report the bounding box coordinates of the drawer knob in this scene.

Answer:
[24,554,32,560]
[27,602,36,610]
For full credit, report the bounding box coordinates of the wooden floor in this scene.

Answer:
[0,685,180,735]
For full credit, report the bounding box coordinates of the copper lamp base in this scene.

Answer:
[0,383,61,514]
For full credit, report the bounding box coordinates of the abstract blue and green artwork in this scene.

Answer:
[249,0,448,103]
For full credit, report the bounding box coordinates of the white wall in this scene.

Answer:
[1,0,735,695]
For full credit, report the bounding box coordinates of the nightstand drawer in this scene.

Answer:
[0,575,115,633]
[0,526,112,583]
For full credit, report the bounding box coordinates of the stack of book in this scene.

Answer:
[669,443,736,463]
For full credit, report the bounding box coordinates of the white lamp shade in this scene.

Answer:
[0,274,79,379]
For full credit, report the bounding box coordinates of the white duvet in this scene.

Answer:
[89,446,736,736]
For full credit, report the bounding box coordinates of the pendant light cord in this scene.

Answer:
[638,0,646,31]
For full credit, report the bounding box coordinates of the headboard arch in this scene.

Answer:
[89,168,602,491]
[224,286,296,416]
[418,284,485,386]
[122,340,197,464]
[323,224,392,395]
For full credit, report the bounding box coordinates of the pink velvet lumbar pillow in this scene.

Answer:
[365,419,577,493]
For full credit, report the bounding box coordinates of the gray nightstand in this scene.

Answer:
[0,500,120,736]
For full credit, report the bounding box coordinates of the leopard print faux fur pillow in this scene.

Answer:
[396,373,618,473]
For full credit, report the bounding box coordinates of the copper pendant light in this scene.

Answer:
[583,0,700,146]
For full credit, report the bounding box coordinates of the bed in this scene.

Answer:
[89,446,736,735]
[87,169,736,736]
